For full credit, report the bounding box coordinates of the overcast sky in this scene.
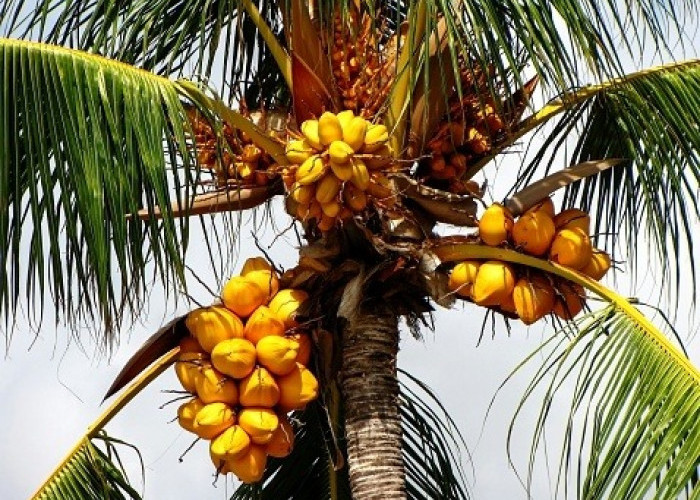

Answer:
[1,8,700,500]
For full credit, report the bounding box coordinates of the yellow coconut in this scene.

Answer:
[185,306,245,353]
[448,260,480,298]
[238,408,280,445]
[210,425,251,461]
[525,197,555,218]
[256,336,299,376]
[239,366,280,408]
[285,139,314,165]
[210,448,230,475]
[479,204,514,246]
[195,365,239,405]
[211,338,257,379]
[512,276,556,325]
[227,445,268,484]
[512,210,556,256]
[193,402,236,440]
[177,398,205,433]
[244,305,286,344]
[288,332,312,365]
[277,363,319,412]
[268,289,309,328]
[175,352,207,393]
[553,209,591,233]
[244,269,280,302]
[553,283,586,320]
[266,415,294,458]
[241,257,272,274]
[581,250,611,280]
[318,112,343,146]
[221,277,268,318]
[499,293,517,316]
[300,120,322,150]
[179,336,204,354]
[471,261,516,307]
[549,228,593,270]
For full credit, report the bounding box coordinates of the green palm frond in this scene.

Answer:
[232,372,469,499]
[33,434,142,500]
[0,38,200,340]
[433,243,700,499]
[508,60,700,304]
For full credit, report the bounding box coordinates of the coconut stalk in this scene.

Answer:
[341,303,406,499]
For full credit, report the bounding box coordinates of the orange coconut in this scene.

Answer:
[553,209,590,233]
[266,415,294,458]
[210,425,251,461]
[193,402,236,440]
[238,367,280,408]
[479,204,514,246]
[448,260,480,298]
[549,228,593,270]
[268,289,309,328]
[244,305,286,344]
[553,283,586,320]
[185,306,244,352]
[277,363,319,411]
[211,338,257,379]
[221,276,267,318]
[512,210,556,256]
[525,197,555,218]
[288,332,312,365]
[195,365,239,405]
[175,351,207,393]
[177,397,205,433]
[512,276,556,325]
[179,336,204,354]
[581,249,611,280]
[238,408,280,445]
[471,261,516,307]
[227,445,268,483]
[256,336,299,376]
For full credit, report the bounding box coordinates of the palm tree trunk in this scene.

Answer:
[341,304,406,499]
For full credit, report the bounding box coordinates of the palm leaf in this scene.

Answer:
[432,242,700,499]
[0,38,198,340]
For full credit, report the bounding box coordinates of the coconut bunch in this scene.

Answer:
[283,110,398,231]
[186,108,279,188]
[173,257,318,483]
[330,10,394,118]
[447,198,612,324]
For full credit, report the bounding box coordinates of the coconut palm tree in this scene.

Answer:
[3,0,700,499]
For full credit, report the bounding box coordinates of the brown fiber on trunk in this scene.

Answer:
[341,305,406,499]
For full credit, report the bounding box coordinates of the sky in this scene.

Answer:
[1,6,700,500]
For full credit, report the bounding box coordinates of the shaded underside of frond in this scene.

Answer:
[34,434,142,500]
[511,305,700,500]
[0,39,198,341]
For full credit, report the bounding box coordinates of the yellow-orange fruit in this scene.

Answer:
[343,184,368,212]
[296,155,327,185]
[244,305,286,344]
[472,261,516,307]
[512,211,556,256]
[179,336,204,354]
[526,197,555,218]
[330,158,353,181]
[343,116,368,151]
[296,200,323,220]
[553,209,590,233]
[266,415,294,458]
[288,332,312,365]
[317,214,337,232]
[549,228,592,270]
[512,276,556,325]
[239,366,280,408]
[291,182,316,204]
[300,120,322,150]
[581,250,611,280]
[244,269,280,301]
[499,293,517,316]
[268,289,309,328]
[349,158,370,190]
[553,283,586,320]
[193,402,236,440]
[241,257,272,275]
[256,336,299,376]
[196,365,239,405]
[318,112,343,146]
[316,174,342,204]
[363,124,389,152]
[336,110,355,131]
[210,448,230,474]
[321,200,341,218]
[227,445,268,483]
[448,261,480,298]
[479,204,514,246]
[211,338,257,379]
[185,306,245,352]
[175,351,206,393]
[238,408,280,445]
[277,363,319,411]
[285,139,314,164]
[177,398,205,433]
[328,140,354,164]
[210,425,251,461]
[221,277,267,318]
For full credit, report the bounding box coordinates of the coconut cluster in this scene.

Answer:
[448,198,612,324]
[174,257,318,483]
[187,108,278,188]
[283,111,397,231]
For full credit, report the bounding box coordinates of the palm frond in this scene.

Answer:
[0,38,200,340]
[507,60,700,307]
[33,434,142,500]
[432,242,700,499]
